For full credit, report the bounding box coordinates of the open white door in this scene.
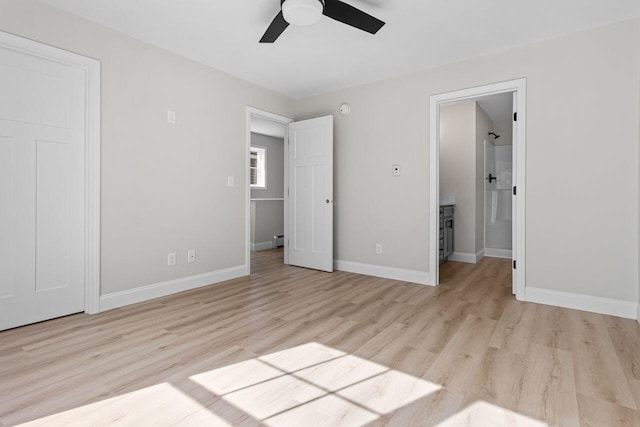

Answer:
[512,92,518,295]
[288,116,333,272]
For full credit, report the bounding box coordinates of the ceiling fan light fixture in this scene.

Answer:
[282,0,324,26]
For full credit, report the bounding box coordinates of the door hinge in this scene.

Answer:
[513,112,518,121]
[513,186,517,196]
[513,260,516,269]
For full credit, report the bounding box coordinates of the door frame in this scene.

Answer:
[429,78,526,300]
[245,107,293,273]
[0,30,101,314]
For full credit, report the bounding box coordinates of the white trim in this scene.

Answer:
[448,249,484,264]
[334,260,434,286]
[251,198,285,201]
[246,107,293,271]
[637,303,640,325]
[429,78,526,301]
[525,287,638,320]
[251,241,274,252]
[100,265,248,312]
[485,248,512,259]
[0,31,101,315]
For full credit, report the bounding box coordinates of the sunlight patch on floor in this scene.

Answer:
[192,342,442,426]
[437,401,548,427]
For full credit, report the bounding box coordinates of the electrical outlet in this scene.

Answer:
[393,165,401,176]
[167,252,176,266]
[227,176,234,187]
[187,249,196,263]
[375,243,383,255]
[167,110,176,124]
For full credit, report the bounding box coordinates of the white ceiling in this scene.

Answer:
[251,115,286,139]
[42,0,640,99]
[476,93,513,124]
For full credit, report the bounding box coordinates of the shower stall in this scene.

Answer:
[484,140,512,257]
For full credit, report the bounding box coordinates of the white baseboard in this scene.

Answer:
[525,287,638,319]
[448,250,484,264]
[334,260,434,286]
[251,241,273,252]
[100,265,248,312]
[485,248,512,259]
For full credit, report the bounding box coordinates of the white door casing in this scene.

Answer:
[288,116,334,272]
[0,31,100,330]
[430,78,526,300]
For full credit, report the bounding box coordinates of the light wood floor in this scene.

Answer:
[1,250,639,426]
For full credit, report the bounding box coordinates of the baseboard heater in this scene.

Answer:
[272,235,284,248]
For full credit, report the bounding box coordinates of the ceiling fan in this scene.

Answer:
[260,0,385,43]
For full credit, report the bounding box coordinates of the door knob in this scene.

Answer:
[326,199,331,204]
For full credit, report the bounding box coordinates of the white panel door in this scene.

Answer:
[288,116,333,272]
[512,91,517,295]
[0,44,86,331]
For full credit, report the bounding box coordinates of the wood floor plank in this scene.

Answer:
[604,315,640,381]
[569,311,637,409]
[629,379,640,413]
[461,347,527,412]
[488,299,537,354]
[1,250,639,426]
[529,304,574,351]
[577,394,640,427]
[424,315,498,394]
[518,344,580,427]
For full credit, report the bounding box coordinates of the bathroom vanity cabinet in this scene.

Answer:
[440,205,454,262]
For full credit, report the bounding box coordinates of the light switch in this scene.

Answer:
[167,110,176,124]
[187,249,196,263]
[227,176,234,187]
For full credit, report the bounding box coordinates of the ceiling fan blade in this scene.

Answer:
[323,0,385,34]
[260,11,289,43]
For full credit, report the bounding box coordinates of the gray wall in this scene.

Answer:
[250,133,284,199]
[296,19,640,303]
[492,119,513,146]
[251,201,285,246]
[250,133,285,247]
[439,101,492,256]
[0,0,295,295]
[440,102,477,255]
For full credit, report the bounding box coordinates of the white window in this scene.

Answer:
[250,146,267,189]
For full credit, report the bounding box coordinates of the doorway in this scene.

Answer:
[429,79,526,299]
[245,108,293,273]
[245,108,335,274]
